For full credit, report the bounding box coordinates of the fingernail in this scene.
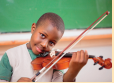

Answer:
[85,50,88,54]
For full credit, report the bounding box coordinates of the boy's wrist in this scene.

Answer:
[63,68,78,82]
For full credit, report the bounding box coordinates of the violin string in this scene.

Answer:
[34,13,109,82]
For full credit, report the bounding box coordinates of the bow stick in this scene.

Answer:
[31,11,110,82]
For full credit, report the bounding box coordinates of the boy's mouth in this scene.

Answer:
[36,46,43,53]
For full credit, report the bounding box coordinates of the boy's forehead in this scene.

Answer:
[36,19,59,33]
[37,19,52,28]
[36,20,63,40]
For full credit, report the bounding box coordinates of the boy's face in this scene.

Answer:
[29,20,63,55]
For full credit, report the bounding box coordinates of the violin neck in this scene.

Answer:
[55,51,95,58]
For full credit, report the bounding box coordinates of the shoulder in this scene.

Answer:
[5,44,28,67]
[1,52,8,60]
[0,52,12,71]
[6,44,27,58]
[0,53,12,81]
[6,44,26,53]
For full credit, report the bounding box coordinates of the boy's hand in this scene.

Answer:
[17,77,32,82]
[69,50,88,72]
[63,50,88,82]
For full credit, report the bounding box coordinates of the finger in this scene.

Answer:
[76,51,81,62]
[84,50,89,63]
[72,52,77,61]
[26,78,32,82]
[22,77,32,82]
[80,50,85,62]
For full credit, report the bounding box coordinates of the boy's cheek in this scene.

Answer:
[31,37,41,45]
[48,46,54,52]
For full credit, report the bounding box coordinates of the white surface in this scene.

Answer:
[0,28,112,42]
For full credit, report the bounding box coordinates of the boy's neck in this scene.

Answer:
[26,43,32,50]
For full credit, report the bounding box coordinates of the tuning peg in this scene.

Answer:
[99,66,105,70]
[94,61,99,65]
[99,56,103,59]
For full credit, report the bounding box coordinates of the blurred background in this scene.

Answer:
[0,0,112,82]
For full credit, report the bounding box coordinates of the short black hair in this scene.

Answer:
[36,12,65,33]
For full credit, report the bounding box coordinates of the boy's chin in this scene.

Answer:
[35,52,42,55]
[32,50,41,55]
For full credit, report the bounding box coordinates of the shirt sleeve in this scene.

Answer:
[52,69,76,82]
[51,69,64,82]
[0,53,13,81]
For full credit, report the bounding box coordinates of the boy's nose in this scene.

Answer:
[41,40,48,48]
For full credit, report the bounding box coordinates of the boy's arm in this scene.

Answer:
[63,50,88,82]
[0,53,13,81]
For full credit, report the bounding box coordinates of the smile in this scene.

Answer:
[36,46,42,53]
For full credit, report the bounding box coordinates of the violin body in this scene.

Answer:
[31,51,112,70]
[31,54,71,70]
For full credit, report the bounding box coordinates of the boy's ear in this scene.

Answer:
[31,23,36,33]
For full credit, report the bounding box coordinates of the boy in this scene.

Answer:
[0,12,88,82]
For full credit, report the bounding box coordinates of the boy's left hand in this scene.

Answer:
[63,50,88,82]
[69,50,88,72]
[17,77,32,82]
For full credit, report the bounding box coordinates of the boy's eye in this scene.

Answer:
[50,41,55,46]
[40,33,45,38]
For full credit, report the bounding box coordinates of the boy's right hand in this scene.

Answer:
[17,77,32,82]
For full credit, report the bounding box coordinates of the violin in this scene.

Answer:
[31,11,111,82]
[31,51,112,70]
